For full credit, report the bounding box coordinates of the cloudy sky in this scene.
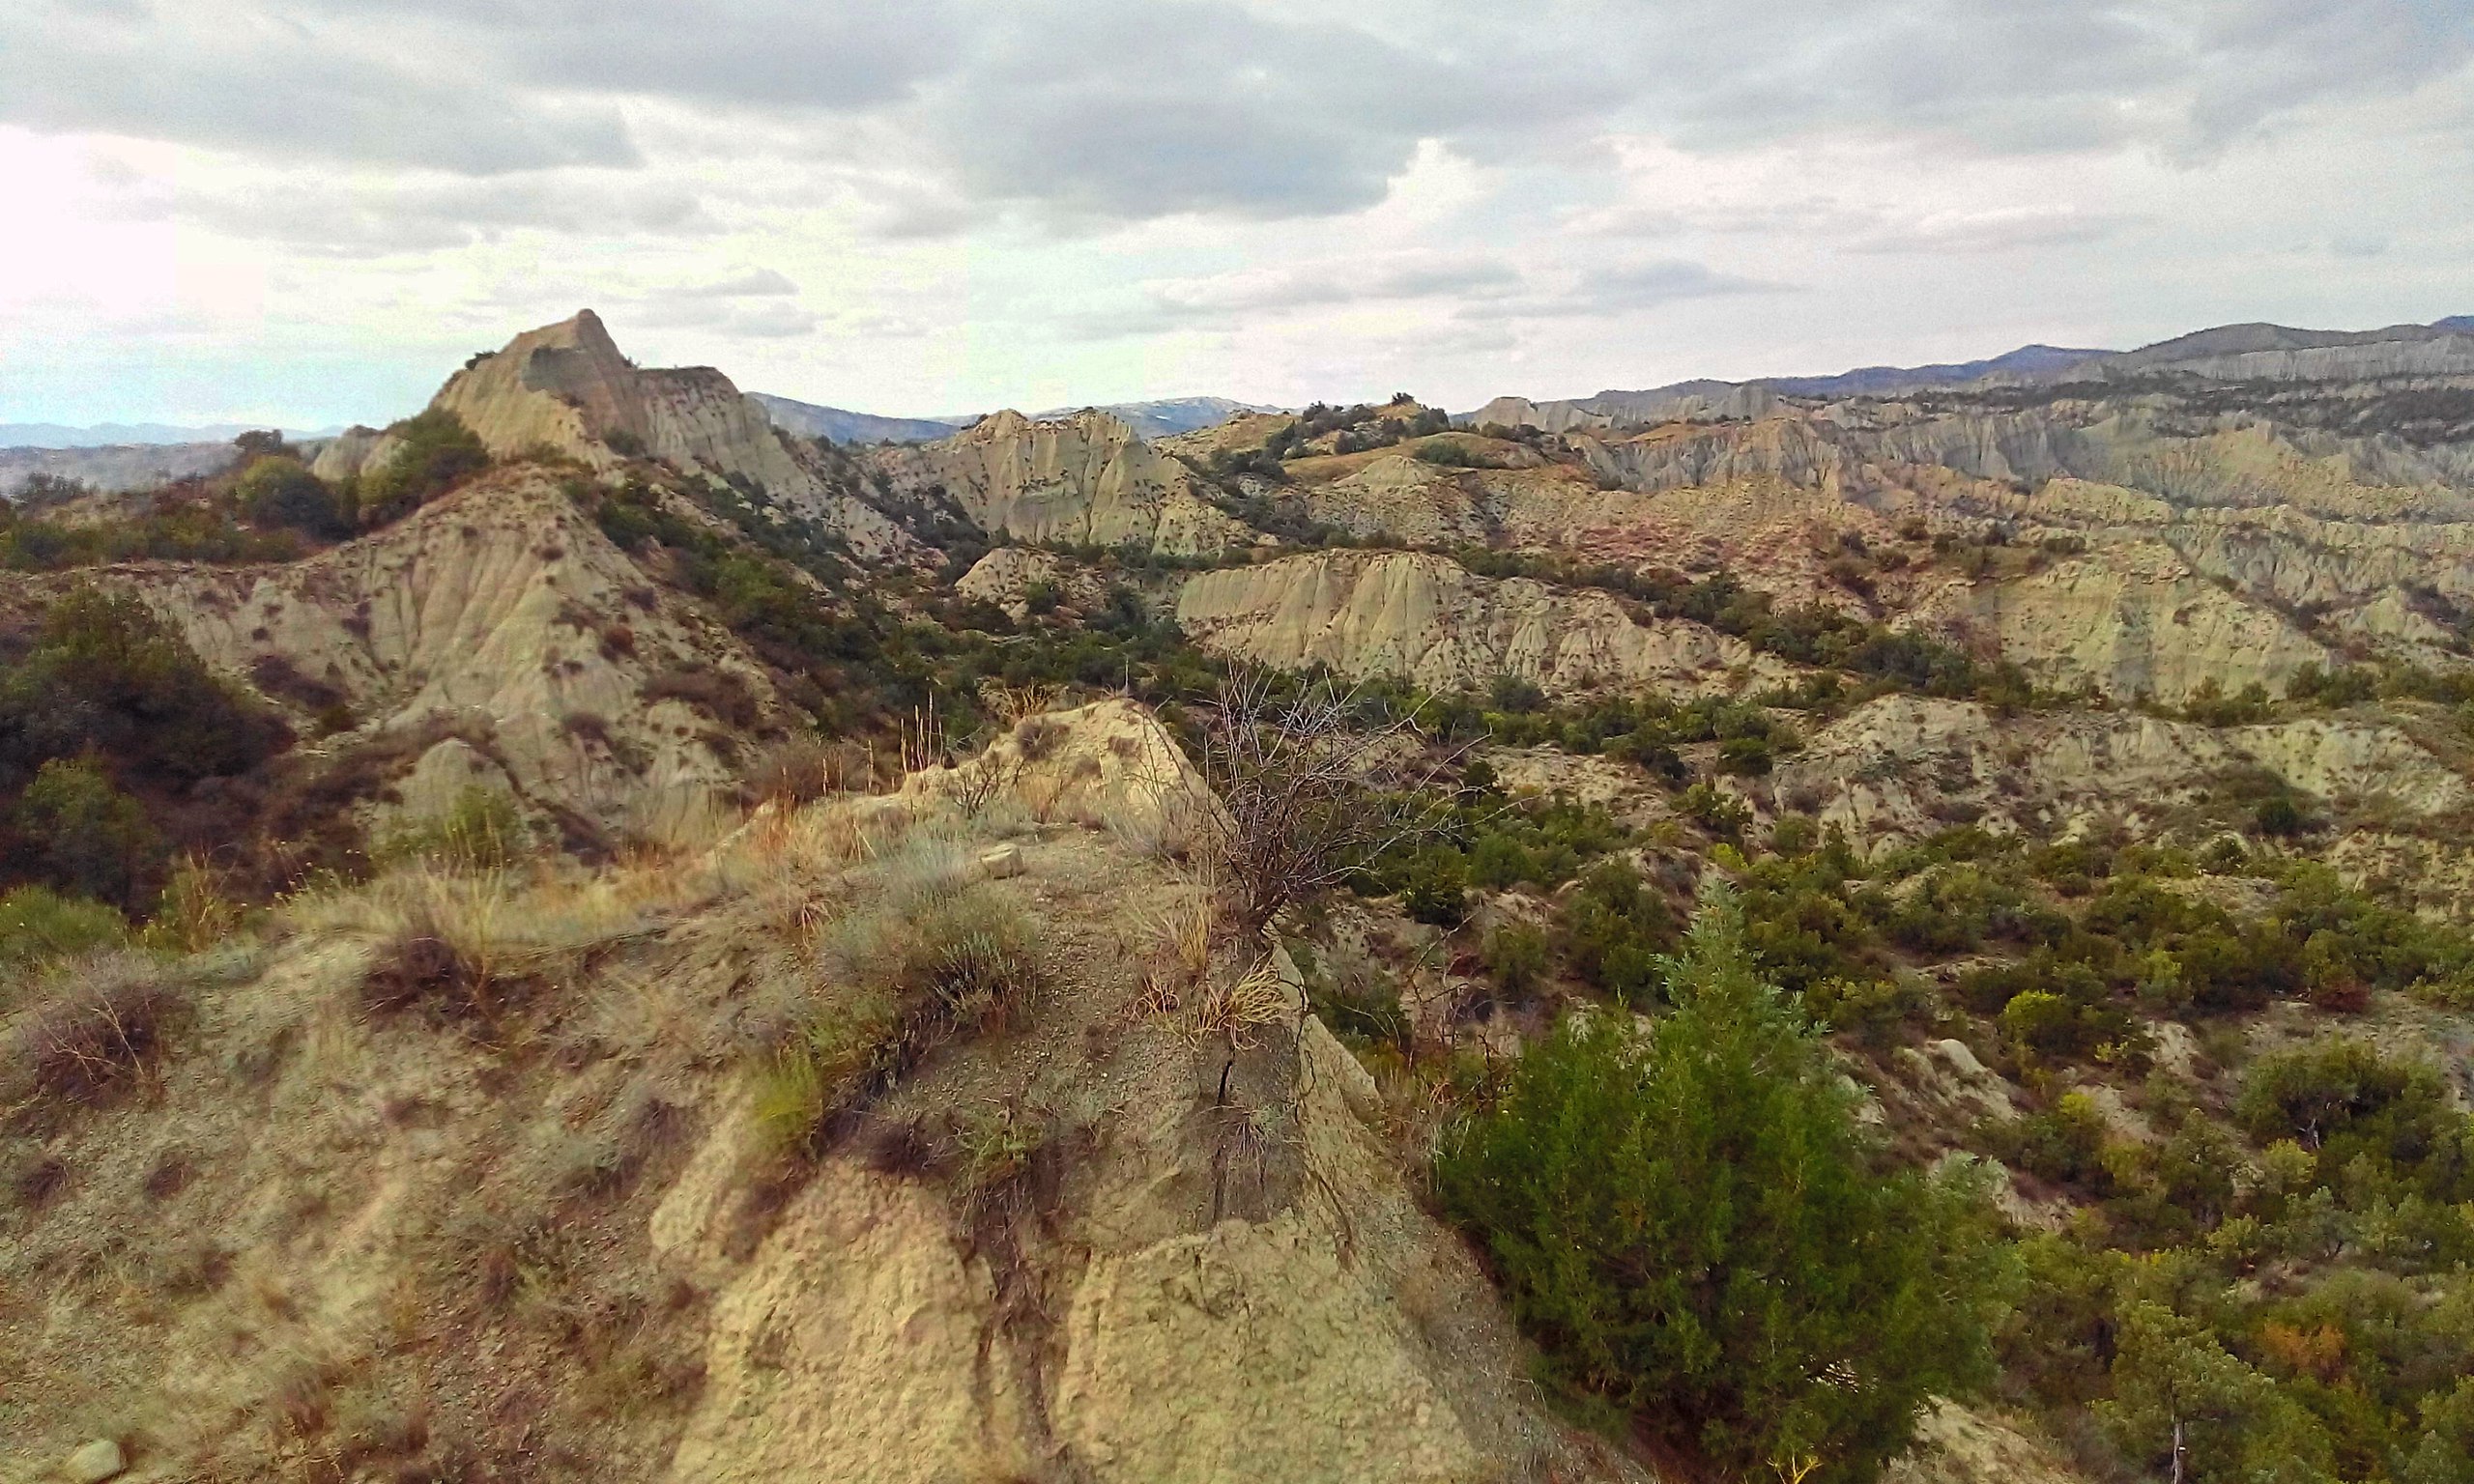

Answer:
[5,0,2472,428]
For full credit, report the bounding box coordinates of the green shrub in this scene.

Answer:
[1437,890,2015,1482]
[2235,1040,2463,1188]
[1982,1091,2114,1190]
[1801,974,1928,1046]
[235,456,353,538]
[1481,922,1551,1000]
[1394,845,1468,926]
[2098,1300,2340,1484]
[1558,859,1672,1005]
[0,884,126,981]
[379,786,531,872]
[0,585,288,789]
[1308,965,1410,1051]
[11,756,164,909]
[1679,782,1752,837]
[356,409,489,527]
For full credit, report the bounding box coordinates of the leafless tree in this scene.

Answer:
[1186,666,1469,934]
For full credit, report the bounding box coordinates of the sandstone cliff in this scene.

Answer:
[64,469,775,843]
[330,311,918,562]
[1176,549,1762,695]
[869,410,1249,556]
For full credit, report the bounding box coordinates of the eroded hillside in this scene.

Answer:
[11,309,2474,1484]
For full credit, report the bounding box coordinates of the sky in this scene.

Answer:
[4,0,2472,430]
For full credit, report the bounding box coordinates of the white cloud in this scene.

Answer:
[2,1,2470,422]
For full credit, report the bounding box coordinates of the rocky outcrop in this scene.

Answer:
[0,772,1632,1484]
[1768,693,2469,853]
[953,545,1110,620]
[868,410,1248,556]
[76,468,773,842]
[1176,549,1760,694]
[1913,544,2331,701]
[362,311,919,561]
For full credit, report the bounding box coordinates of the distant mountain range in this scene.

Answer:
[0,421,344,449]
[1467,313,2474,433]
[753,393,1283,445]
[749,396,967,446]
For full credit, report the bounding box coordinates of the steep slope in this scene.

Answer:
[60,468,778,843]
[329,312,918,562]
[868,410,1249,556]
[0,715,1643,1484]
[1176,549,1763,694]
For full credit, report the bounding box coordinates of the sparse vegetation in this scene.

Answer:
[354,408,490,526]
[1438,890,2015,1482]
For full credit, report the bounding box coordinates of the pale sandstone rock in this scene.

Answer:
[63,1440,125,1483]
[871,409,1247,556]
[421,310,916,561]
[73,469,769,841]
[1176,548,1761,696]
[1913,542,2330,700]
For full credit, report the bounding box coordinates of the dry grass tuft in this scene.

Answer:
[1190,955,1295,1044]
[3,954,183,1122]
[360,912,495,1023]
[751,841,1048,1160]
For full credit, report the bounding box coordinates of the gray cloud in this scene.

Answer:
[632,299,820,338]
[1645,0,2474,157]
[1,3,639,173]
[1848,206,2144,254]
[1060,252,1526,340]
[8,0,2468,236]
[136,173,713,257]
[676,269,801,298]
[1453,260,1782,322]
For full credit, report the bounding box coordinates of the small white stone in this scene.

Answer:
[978,842,1024,879]
[1933,1038,1988,1078]
[64,1439,126,1483]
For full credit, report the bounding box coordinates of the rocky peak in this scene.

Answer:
[424,310,918,560]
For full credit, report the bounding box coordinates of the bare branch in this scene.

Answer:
[1185,666,1472,934]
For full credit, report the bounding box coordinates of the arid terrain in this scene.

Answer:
[6,309,2474,1484]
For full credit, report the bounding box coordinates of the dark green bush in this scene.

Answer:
[356,409,489,527]
[235,455,353,538]
[1558,860,1672,1005]
[11,756,164,909]
[2236,1041,2467,1192]
[1480,921,1551,999]
[1437,891,2015,1482]
[0,585,289,789]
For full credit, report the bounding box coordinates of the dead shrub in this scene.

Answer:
[11,1153,69,1207]
[359,913,514,1028]
[947,743,1021,817]
[1013,714,1067,762]
[1188,667,1465,933]
[4,955,183,1120]
[978,681,1057,728]
[746,735,840,807]
[641,665,760,729]
[1190,954,1295,1045]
